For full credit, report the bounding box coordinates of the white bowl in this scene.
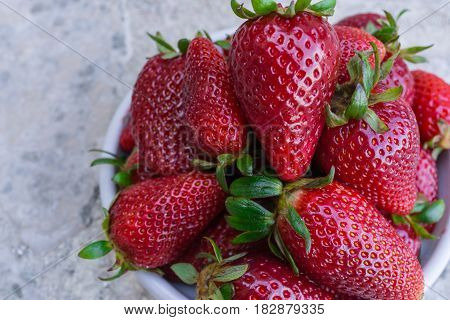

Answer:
[99,29,450,300]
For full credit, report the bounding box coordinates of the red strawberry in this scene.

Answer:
[172,242,334,300]
[79,172,225,278]
[184,37,246,156]
[392,222,421,256]
[334,26,386,84]
[277,182,424,300]
[131,35,200,177]
[337,11,430,106]
[317,84,420,215]
[229,3,340,182]
[412,70,450,151]
[416,148,438,201]
[119,115,135,153]
[336,12,384,29]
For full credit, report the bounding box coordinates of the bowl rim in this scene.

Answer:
[99,28,450,300]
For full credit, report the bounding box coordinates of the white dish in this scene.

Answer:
[99,29,450,300]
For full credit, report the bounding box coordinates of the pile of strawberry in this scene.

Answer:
[80,0,450,300]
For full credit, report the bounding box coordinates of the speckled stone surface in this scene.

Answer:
[0,0,448,300]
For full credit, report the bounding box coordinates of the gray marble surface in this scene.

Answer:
[0,0,448,300]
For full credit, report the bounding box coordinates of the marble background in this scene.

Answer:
[0,0,448,299]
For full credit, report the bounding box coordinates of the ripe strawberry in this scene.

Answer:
[79,172,225,278]
[131,34,200,177]
[184,37,246,156]
[226,172,424,299]
[334,26,386,84]
[229,1,340,182]
[317,85,420,215]
[172,240,334,300]
[337,11,431,106]
[416,148,438,201]
[336,12,384,29]
[392,222,421,256]
[119,115,135,153]
[277,182,424,299]
[411,70,450,152]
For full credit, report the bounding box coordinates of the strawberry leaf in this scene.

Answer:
[406,217,437,240]
[295,0,312,12]
[345,83,368,120]
[78,240,112,259]
[204,237,223,263]
[113,171,132,188]
[215,40,231,50]
[251,0,277,15]
[231,0,256,19]
[368,86,403,106]
[177,38,190,54]
[170,263,199,285]
[99,264,128,281]
[274,226,299,275]
[223,252,247,263]
[147,32,176,54]
[213,264,249,282]
[219,283,235,300]
[363,108,388,134]
[90,157,124,167]
[236,154,253,176]
[287,206,311,253]
[412,199,445,224]
[230,175,283,198]
[216,164,229,192]
[308,0,336,16]
[325,104,348,128]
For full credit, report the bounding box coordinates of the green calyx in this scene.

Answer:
[171,238,248,300]
[89,149,136,188]
[364,9,432,63]
[225,167,335,274]
[231,0,336,20]
[193,135,255,192]
[328,43,403,133]
[148,32,190,60]
[392,198,446,239]
[424,119,450,159]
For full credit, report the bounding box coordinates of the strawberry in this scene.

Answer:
[334,26,386,84]
[79,172,225,279]
[337,11,432,106]
[391,222,421,256]
[416,148,438,201]
[318,42,420,215]
[278,182,424,299]
[131,34,200,177]
[225,171,424,300]
[412,70,450,155]
[228,0,340,182]
[184,37,246,156]
[172,240,334,300]
[336,12,384,29]
[119,115,135,153]
[317,87,420,215]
